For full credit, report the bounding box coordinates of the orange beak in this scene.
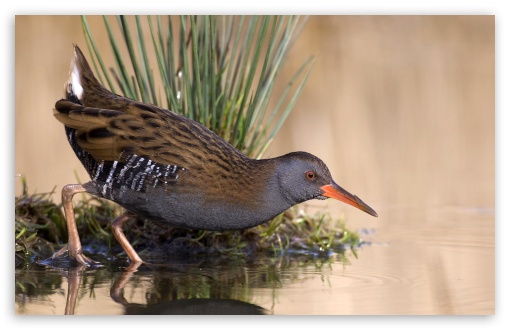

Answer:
[321,181,378,217]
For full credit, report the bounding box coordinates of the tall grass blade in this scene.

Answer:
[135,16,158,105]
[81,16,116,93]
[83,15,313,159]
[101,16,136,98]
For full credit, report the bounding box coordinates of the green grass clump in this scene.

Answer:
[121,207,362,260]
[15,177,66,266]
[15,178,362,264]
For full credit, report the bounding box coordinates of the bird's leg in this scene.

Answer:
[111,211,143,263]
[52,184,98,265]
[110,261,142,305]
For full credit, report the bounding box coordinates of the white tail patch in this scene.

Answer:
[65,49,84,100]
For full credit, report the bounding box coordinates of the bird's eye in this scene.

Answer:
[306,171,315,180]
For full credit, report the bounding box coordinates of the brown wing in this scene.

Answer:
[54,99,208,169]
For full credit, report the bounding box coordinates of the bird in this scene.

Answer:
[52,44,377,265]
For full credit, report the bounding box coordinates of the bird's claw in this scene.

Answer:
[51,244,100,266]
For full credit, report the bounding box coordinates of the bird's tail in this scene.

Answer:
[63,44,105,105]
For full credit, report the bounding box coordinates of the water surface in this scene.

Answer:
[15,204,493,315]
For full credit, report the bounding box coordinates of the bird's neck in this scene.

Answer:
[241,157,295,216]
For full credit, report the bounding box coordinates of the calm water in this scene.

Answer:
[15,204,494,315]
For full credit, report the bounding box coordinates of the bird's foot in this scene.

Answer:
[51,244,100,266]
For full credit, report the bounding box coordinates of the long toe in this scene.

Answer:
[74,252,100,266]
[51,245,69,259]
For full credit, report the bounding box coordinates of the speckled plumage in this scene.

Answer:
[52,45,377,265]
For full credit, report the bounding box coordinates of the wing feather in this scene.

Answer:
[54,99,198,168]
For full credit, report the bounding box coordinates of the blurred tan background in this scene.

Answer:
[15,15,494,221]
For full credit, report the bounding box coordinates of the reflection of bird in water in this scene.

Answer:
[52,44,377,265]
[62,262,267,315]
[109,262,268,315]
[62,264,87,315]
[118,298,267,315]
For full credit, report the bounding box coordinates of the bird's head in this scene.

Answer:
[274,152,378,217]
